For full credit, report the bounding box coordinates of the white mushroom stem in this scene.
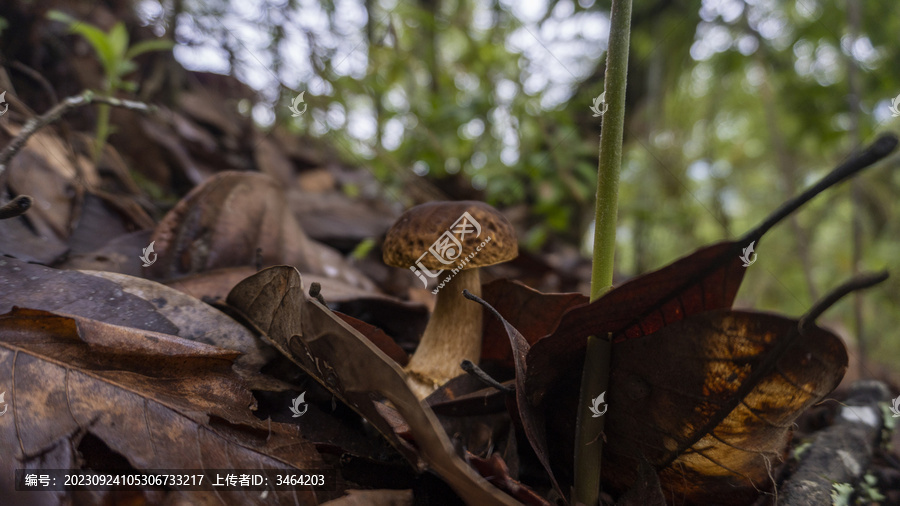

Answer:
[405,268,483,399]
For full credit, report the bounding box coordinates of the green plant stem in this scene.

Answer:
[573,333,611,505]
[93,95,111,162]
[574,0,632,504]
[588,1,631,300]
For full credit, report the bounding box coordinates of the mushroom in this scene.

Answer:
[383,201,518,398]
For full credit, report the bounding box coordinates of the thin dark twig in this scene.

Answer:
[742,134,898,244]
[460,359,514,393]
[0,195,32,220]
[254,247,263,271]
[11,62,59,106]
[11,62,84,180]
[799,271,889,334]
[0,90,155,176]
[462,289,508,328]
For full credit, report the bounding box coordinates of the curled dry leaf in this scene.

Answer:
[146,171,376,292]
[225,266,517,506]
[164,266,427,348]
[0,307,340,505]
[0,121,121,263]
[147,171,310,279]
[165,267,400,306]
[465,291,567,502]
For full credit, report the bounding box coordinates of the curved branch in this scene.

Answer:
[0,90,155,176]
[0,90,155,218]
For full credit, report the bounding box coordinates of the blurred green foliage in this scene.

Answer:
[47,9,174,159]
[157,0,900,369]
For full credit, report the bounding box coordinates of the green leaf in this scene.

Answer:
[68,23,116,77]
[46,10,76,24]
[830,483,854,506]
[350,238,376,260]
[117,60,138,77]
[108,22,129,62]
[125,39,175,60]
[46,11,118,80]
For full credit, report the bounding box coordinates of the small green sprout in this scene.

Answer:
[46,10,173,160]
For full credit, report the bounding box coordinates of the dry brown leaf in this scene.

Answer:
[287,190,396,249]
[478,284,848,504]
[64,194,137,255]
[225,266,517,505]
[146,171,376,292]
[0,307,341,505]
[0,149,74,263]
[480,279,587,370]
[165,268,369,304]
[600,310,847,503]
[58,229,153,276]
[139,114,209,185]
[147,171,301,278]
[255,134,295,186]
[333,312,409,367]
[0,256,178,335]
[164,266,262,301]
[79,270,275,376]
[178,90,244,140]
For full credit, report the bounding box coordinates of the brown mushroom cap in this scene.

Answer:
[383,200,517,270]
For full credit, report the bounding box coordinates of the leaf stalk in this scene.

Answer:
[574,0,633,504]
